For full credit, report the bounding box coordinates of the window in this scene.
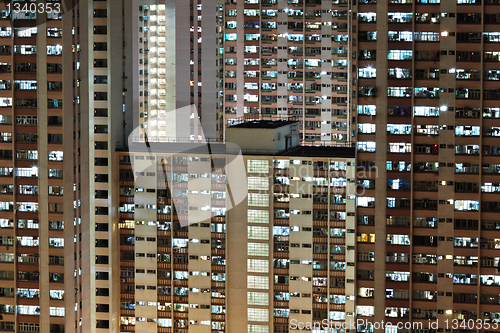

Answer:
[247,160,269,173]
[17,236,39,247]
[388,142,412,153]
[248,193,269,207]
[416,125,439,135]
[387,234,411,245]
[388,31,413,42]
[243,9,259,17]
[454,237,478,248]
[388,49,412,61]
[49,307,64,317]
[17,219,38,229]
[454,200,479,211]
[388,68,411,79]
[247,259,269,273]
[414,32,440,41]
[358,123,376,134]
[387,124,411,135]
[415,87,439,98]
[248,210,268,223]
[224,33,237,41]
[360,49,376,60]
[47,28,62,37]
[386,271,410,281]
[48,151,63,161]
[357,305,375,317]
[17,202,37,212]
[455,145,480,154]
[248,226,269,240]
[49,290,64,300]
[482,183,500,193]
[46,45,62,55]
[359,67,376,78]
[455,126,480,136]
[357,233,375,243]
[414,106,439,117]
[17,305,39,315]
[18,323,39,332]
[14,80,36,90]
[93,26,107,34]
[247,276,268,289]
[248,325,269,333]
[387,179,411,190]
[358,105,376,115]
[248,243,269,256]
[357,141,376,152]
[357,197,375,207]
[359,12,376,22]
[388,86,412,97]
[388,12,412,23]
[359,31,377,41]
[358,252,375,262]
[49,238,64,248]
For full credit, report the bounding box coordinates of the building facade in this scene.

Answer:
[117,121,356,333]
[354,1,500,332]
[127,0,225,143]
[222,0,353,145]
[226,148,356,333]
[0,0,226,332]
[2,0,500,333]
[0,0,125,332]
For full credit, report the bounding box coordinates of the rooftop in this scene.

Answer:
[123,141,355,158]
[278,144,355,158]
[228,119,299,129]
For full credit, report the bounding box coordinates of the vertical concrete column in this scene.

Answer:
[62,1,77,331]
[236,0,245,118]
[436,1,457,329]
[320,1,332,146]
[187,156,212,333]
[36,1,49,330]
[277,0,288,120]
[373,0,388,331]
[345,160,357,328]
[288,159,314,326]
[133,155,158,333]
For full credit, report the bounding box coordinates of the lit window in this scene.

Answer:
[248,226,269,240]
[357,141,376,152]
[358,123,376,134]
[247,275,268,289]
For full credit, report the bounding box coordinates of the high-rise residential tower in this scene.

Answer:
[117,120,357,333]
[0,0,225,332]
[354,1,500,332]
[222,0,352,145]
[0,0,126,332]
[125,0,225,143]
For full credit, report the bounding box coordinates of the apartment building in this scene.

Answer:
[127,0,225,143]
[222,0,352,145]
[354,1,500,332]
[118,142,228,333]
[117,120,356,333]
[0,0,125,332]
[0,0,226,332]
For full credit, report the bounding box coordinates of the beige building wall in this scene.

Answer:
[227,153,355,333]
